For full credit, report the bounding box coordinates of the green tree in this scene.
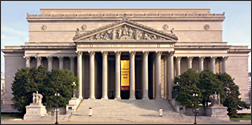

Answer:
[11,66,78,114]
[216,73,250,116]
[11,66,48,114]
[197,70,223,107]
[174,69,250,117]
[43,69,78,107]
[174,69,202,107]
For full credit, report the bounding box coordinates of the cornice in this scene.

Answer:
[26,13,225,22]
[228,49,251,53]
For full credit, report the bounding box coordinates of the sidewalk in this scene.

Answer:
[1,119,251,124]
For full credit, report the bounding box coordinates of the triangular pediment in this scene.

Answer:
[73,20,178,42]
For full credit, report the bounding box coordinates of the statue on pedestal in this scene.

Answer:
[32,91,43,105]
[209,92,221,106]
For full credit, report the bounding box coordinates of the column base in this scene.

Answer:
[129,98,136,100]
[88,97,96,100]
[142,98,149,100]
[101,97,108,100]
[78,96,83,100]
[114,97,121,100]
[155,98,163,100]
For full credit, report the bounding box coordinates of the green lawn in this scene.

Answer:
[1,114,23,119]
[230,115,251,120]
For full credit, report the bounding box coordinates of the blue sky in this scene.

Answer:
[1,1,251,74]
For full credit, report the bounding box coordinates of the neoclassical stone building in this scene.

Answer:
[2,8,250,112]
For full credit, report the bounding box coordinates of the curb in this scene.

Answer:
[1,119,23,121]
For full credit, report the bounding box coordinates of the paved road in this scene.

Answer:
[1,119,251,124]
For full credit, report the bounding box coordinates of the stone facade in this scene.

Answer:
[1,72,5,104]
[1,8,251,112]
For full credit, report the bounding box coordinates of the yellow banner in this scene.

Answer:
[121,60,130,87]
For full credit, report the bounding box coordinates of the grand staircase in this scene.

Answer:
[69,99,188,123]
[73,99,176,117]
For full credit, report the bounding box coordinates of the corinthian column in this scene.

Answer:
[222,56,228,73]
[70,56,75,73]
[142,51,149,100]
[76,51,83,99]
[168,51,174,100]
[155,51,162,100]
[24,56,30,67]
[176,57,182,76]
[187,56,193,69]
[210,56,217,73]
[199,56,205,72]
[47,56,53,71]
[129,51,136,100]
[89,51,95,99]
[36,56,42,68]
[58,56,64,69]
[115,51,121,100]
[101,51,108,100]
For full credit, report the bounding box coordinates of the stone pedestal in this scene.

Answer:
[23,104,47,120]
[206,104,229,121]
[66,98,81,114]
[169,99,186,114]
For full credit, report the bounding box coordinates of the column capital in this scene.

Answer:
[76,51,83,56]
[222,56,228,61]
[69,56,76,59]
[155,51,162,56]
[176,56,182,61]
[210,56,217,61]
[46,56,53,61]
[114,51,121,56]
[168,51,175,56]
[57,56,64,59]
[101,51,108,57]
[129,51,136,57]
[88,51,95,57]
[187,56,194,61]
[35,56,42,60]
[199,56,205,59]
[23,56,30,60]
[142,51,149,57]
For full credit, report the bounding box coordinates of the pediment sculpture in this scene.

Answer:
[32,91,43,105]
[81,25,170,41]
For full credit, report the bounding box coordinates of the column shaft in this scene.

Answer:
[155,51,162,99]
[142,51,149,100]
[102,51,108,99]
[176,57,181,76]
[59,56,64,69]
[36,56,42,68]
[187,57,193,69]
[47,56,53,71]
[199,57,205,72]
[24,56,30,67]
[222,56,228,73]
[211,56,216,73]
[168,51,174,100]
[89,51,95,99]
[129,51,136,100]
[70,56,75,73]
[115,51,121,100]
[77,51,83,99]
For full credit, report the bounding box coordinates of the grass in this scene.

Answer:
[1,113,23,119]
[230,115,251,120]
